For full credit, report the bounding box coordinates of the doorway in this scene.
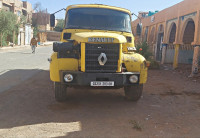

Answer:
[156,33,164,61]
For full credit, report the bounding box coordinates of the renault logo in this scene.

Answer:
[88,37,114,43]
[98,53,107,66]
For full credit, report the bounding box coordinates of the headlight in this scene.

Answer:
[64,74,73,82]
[129,75,139,83]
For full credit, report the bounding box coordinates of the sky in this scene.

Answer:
[27,0,183,20]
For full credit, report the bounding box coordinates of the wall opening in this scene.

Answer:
[149,27,155,43]
[156,24,164,61]
[165,23,176,63]
[136,24,142,36]
[169,23,176,44]
[177,19,195,64]
[183,20,195,44]
[144,27,149,42]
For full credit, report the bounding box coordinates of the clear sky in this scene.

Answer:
[27,0,183,20]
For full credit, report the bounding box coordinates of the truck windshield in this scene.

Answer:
[65,8,132,33]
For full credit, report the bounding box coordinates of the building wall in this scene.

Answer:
[132,0,200,74]
[47,31,61,41]
[132,0,200,28]
[37,32,47,43]
[0,0,12,11]
[38,24,51,31]
[132,0,200,62]
[23,1,32,23]
[0,1,2,10]
[25,24,32,45]
[32,12,51,31]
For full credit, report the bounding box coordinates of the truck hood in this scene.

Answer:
[71,32,127,43]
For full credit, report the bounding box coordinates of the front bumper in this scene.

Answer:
[60,71,140,87]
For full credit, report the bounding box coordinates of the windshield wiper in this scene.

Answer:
[66,26,90,29]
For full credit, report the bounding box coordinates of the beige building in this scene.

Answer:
[132,0,200,76]
[0,0,32,22]
[0,0,33,46]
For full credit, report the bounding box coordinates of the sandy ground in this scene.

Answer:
[0,68,200,138]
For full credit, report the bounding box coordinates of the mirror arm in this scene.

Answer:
[52,8,66,15]
[131,13,142,24]
[50,8,66,27]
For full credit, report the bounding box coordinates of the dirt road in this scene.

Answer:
[0,68,200,137]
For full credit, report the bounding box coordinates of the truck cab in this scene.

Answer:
[49,4,148,102]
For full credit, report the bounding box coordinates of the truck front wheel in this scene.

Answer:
[124,85,143,101]
[54,82,67,102]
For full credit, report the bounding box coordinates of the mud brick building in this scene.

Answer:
[132,0,200,76]
[32,12,51,31]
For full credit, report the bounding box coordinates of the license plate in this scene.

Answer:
[91,81,114,87]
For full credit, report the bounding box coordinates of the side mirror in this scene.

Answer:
[53,42,59,52]
[50,14,55,27]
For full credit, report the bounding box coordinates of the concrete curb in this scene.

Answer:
[0,42,53,51]
[0,45,29,50]
[38,42,54,47]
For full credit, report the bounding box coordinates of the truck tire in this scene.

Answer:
[54,82,67,102]
[124,85,143,101]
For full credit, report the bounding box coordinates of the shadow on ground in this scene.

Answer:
[0,69,42,93]
[0,70,147,137]
[0,69,200,137]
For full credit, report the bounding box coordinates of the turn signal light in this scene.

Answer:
[146,61,151,67]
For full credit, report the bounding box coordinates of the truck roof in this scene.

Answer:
[66,4,131,15]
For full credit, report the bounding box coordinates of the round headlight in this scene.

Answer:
[64,74,73,82]
[129,75,138,83]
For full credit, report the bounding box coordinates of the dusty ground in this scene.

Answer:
[0,67,200,138]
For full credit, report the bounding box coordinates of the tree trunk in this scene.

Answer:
[13,31,15,47]
[0,33,2,48]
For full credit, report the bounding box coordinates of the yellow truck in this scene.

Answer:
[49,4,148,102]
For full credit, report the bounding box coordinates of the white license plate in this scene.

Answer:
[91,81,114,87]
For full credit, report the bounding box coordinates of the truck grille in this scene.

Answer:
[85,43,120,73]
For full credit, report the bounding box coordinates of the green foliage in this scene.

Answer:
[148,59,160,69]
[0,10,18,47]
[136,42,153,60]
[129,120,143,131]
[1,34,8,46]
[33,26,39,37]
[0,10,17,32]
[54,19,64,32]
[136,42,160,69]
